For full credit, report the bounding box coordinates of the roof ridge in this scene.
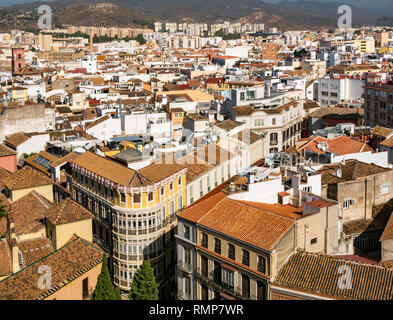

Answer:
[231,198,297,222]
[0,236,81,283]
[297,250,388,269]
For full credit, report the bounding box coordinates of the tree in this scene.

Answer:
[129,261,159,300]
[91,253,120,300]
[0,200,7,220]
[135,34,146,45]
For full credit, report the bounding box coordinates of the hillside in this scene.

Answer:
[2,0,393,31]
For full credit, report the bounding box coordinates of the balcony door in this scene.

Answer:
[242,274,250,299]
[201,255,208,278]
[257,281,266,300]
[213,261,221,285]
[201,284,208,300]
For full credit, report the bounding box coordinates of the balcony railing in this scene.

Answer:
[178,260,193,273]
[177,289,191,300]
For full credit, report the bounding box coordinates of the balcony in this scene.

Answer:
[177,289,191,300]
[178,260,193,273]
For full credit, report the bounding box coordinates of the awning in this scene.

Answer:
[221,263,237,272]
[220,292,236,300]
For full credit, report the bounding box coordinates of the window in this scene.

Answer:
[190,185,194,204]
[242,274,250,298]
[201,233,208,248]
[214,238,221,254]
[170,182,173,190]
[270,132,278,145]
[207,175,211,192]
[222,268,234,292]
[184,277,191,296]
[272,118,276,125]
[178,177,182,186]
[199,180,203,197]
[133,194,140,203]
[343,198,355,209]
[160,187,164,196]
[242,249,249,267]
[303,186,312,193]
[148,192,153,202]
[120,193,126,204]
[311,237,318,245]
[178,196,183,211]
[257,256,266,273]
[170,201,175,216]
[257,281,266,300]
[380,183,391,195]
[184,225,190,240]
[228,243,235,260]
[184,248,191,265]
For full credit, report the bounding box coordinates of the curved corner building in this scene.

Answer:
[69,151,187,292]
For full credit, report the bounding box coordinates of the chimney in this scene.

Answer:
[8,222,21,273]
[265,82,271,97]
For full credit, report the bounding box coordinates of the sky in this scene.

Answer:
[0,0,49,6]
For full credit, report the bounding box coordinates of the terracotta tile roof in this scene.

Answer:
[4,166,52,191]
[85,114,111,130]
[307,199,336,209]
[380,203,393,242]
[274,250,393,300]
[303,100,320,110]
[187,113,208,121]
[215,119,242,132]
[0,236,103,300]
[327,136,373,155]
[0,167,11,191]
[17,237,54,267]
[44,198,93,226]
[233,105,255,117]
[4,132,30,148]
[372,126,393,138]
[345,201,393,238]
[317,160,391,184]
[0,144,16,157]
[196,198,295,252]
[380,135,393,148]
[179,192,227,223]
[235,201,302,220]
[10,191,52,236]
[49,151,80,168]
[299,136,372,156]
[71,151,184,187]
[234,130,262,145]
[0,240,11,277]
[310,107,364,118]
[24,151,59,176]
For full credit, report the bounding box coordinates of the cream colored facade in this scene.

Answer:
[47,219,93,250]
[45,263,102,300]
[71,162,187,292]
[8,184,53,202]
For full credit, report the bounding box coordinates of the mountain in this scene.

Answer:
[2,0,393,31]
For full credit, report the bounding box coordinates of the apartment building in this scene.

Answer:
[233,101,303,153]
[317,160,393,222]
[261,43,278,61]
[364,80,393,128]
[68,151,187,294]
[176,163,344,300]
[317,75,364,107]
